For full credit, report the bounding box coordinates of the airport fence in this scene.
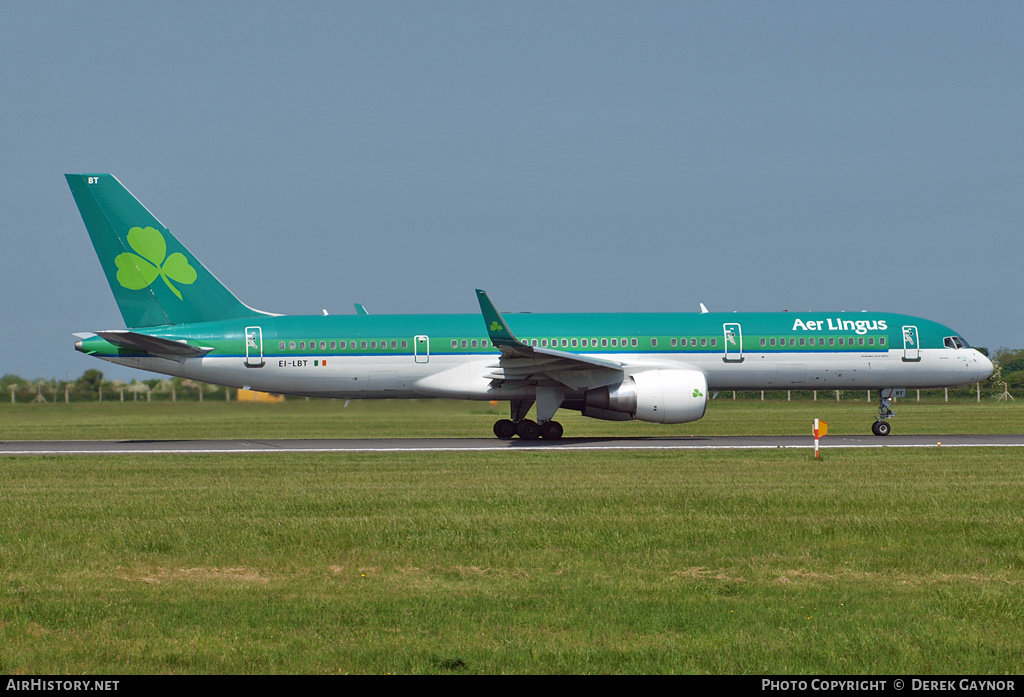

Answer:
[1,372,1016,404]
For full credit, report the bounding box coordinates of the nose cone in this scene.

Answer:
[976,351,994,381]
[974,354,991,380]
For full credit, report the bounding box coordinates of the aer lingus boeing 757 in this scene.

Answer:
[67,174,993,439]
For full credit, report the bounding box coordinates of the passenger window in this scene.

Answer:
[770,338,776,346]
[690,338,696,347]
[471,339,478,348]
[401,340,408,349]
[799,337,805,346]
[710,338,716,347]
[319,341,326,350]
[360,341,367,349]
[452,340,458,348]
[482,340,488,348]
[761,338,766,347]
[602,338,608,347]
[880,337,886,346]
[370,341,377,349]
[582,339,588,347]
[701,338,707,347]
[531,339,538,347]
[541,339,548,347]
[461,340,468,348]
[571,338,578,348]
[611,338,618,347]
[278,341,286,350]
[650,338,657,348]
[299,341,306,350]
[391,340,397,349]
[631,338,638,347]
[859,337,865,346]
[672,338,678,347]
[289,341,296,350]
[868,337,874,346]
[329,341,336,350]
[562,339,569,347]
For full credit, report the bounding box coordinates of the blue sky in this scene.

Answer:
[2,1,1022,382]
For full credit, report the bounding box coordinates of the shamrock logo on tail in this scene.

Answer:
[114,227,197,300]
[490,321,503,333]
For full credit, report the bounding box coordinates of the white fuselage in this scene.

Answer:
[101,346,992,400]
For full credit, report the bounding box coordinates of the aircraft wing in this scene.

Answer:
[476,290,624,390]
[87,330,214,360]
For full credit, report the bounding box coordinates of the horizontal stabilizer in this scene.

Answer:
[95,330,214,359]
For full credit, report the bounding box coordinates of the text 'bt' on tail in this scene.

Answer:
[66,174,268,328]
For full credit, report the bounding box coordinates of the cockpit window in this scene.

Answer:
[944,336,969,349]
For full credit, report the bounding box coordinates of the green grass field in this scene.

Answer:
[1,400,1023,674]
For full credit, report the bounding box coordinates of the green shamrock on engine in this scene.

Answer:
[115,227,197,300]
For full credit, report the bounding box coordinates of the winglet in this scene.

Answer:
[354,303,369,315]
[475,289,521,348]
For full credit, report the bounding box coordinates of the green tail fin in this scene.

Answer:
[66,174,267,328]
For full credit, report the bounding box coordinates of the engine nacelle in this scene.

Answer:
[583,369,708,424]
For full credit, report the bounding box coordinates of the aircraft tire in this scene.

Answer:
[872,421,891,436]
[517,419,541,440]
[540,421,563,440]
[493,419,517,440]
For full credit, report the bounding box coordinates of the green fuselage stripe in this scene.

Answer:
[78,310,962,359]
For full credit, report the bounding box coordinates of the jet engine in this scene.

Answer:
[580,369,708,424]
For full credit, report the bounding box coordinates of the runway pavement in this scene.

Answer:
[3,434,1024,455]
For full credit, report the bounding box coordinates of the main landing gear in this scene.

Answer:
[871,392,894,436]
[493,398,563,440]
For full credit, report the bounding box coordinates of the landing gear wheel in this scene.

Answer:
[516,419,541,440]
[872,421,891,436]
[493,419,516,440]
[540,421,563,440]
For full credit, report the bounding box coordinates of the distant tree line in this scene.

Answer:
[1,370,236,403]
[2,346,1021,404]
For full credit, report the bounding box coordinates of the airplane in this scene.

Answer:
[67,173,994,440]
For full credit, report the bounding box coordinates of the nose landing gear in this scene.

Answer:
[872,391,895,436]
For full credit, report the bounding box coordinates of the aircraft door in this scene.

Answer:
[245,326,265,368]
[723,323,743,362]
[414,335,429,363]
[902,325,920,362]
